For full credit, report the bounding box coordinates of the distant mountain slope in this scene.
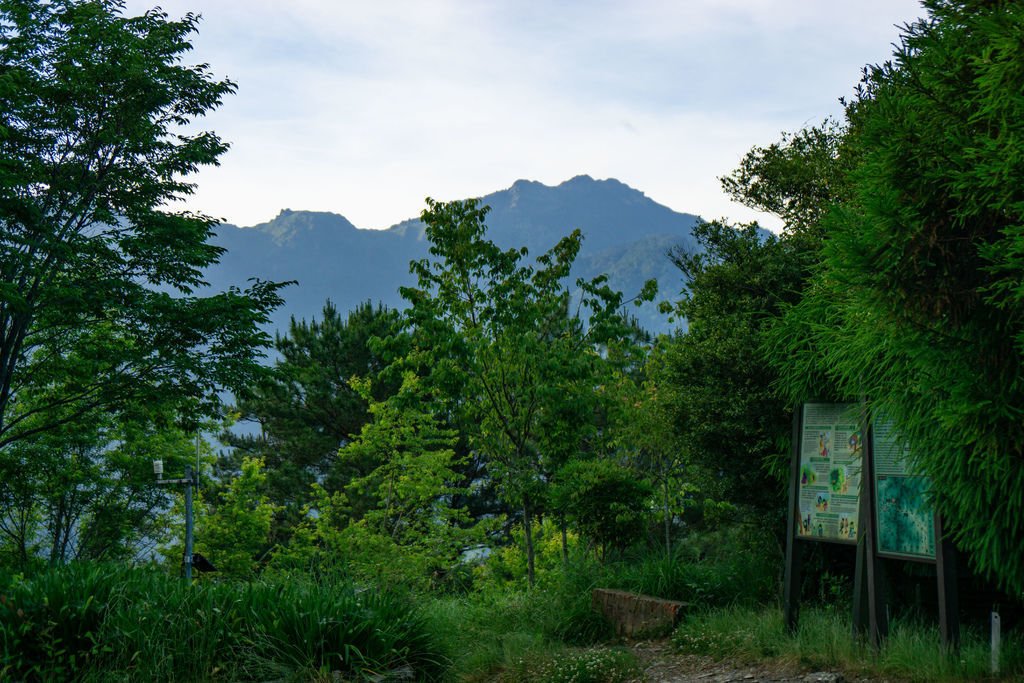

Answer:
[205,175,701,335]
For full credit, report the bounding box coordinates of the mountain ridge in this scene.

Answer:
[205,175,701,334]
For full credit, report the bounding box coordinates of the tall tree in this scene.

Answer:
[400,198,653,585]
[658,221,813,519]
[225,301,405,537]
[0,0,283,449]
[615,367,687,553]
[651,121,844,524]
[0,405,203,569]
[766,0,1024,594]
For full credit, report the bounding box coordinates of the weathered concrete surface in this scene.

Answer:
[592,588,688,638]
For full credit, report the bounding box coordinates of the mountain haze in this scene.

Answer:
[205,175,701,335]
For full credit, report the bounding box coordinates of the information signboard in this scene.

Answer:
[872,417,936,561]
[796,403,862,543]
[785,403,956,649]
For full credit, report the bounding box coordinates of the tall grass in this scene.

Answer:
[426,562,613,680]
[601,525,781,606]
[674,605,1024,682]
[425,524,783,680]
[0,563,447,681]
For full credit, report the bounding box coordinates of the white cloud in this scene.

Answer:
[127,0,923,230]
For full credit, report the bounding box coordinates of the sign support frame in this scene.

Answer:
[784,402,959,650]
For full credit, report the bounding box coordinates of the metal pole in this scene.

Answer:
[184,465,194,581]
[935,514,960,650]
[992,611,1001,675]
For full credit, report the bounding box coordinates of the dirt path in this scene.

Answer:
[623,640,891,683]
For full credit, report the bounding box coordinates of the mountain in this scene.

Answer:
[204,175,701,335]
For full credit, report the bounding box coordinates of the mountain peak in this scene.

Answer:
[251,210,359,247]
[210,176,701,335]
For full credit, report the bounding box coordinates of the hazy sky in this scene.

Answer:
[124,0,924,231]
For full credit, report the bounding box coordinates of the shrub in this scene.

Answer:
[0,563,448,681]
[0,563,116,679]
[604,525,781,607]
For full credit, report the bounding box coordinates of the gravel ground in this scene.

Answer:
[624,640,899,683]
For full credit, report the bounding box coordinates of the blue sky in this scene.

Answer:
[125,0,924,231]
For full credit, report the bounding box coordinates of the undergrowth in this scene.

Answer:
[674,605,1024,682]
[0,563,447,681]
[601,525,781,606]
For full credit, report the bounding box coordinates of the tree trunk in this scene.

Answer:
[663,479,672,556]
[49,498,66,567]
[523,499,536,587]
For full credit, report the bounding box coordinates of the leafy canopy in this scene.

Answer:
[0,0,284,448]
[399,198,654,584]
[765,0,1024,594]
[224,301,405,539]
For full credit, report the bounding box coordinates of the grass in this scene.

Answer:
[4,538,1017,682]
[600,525,782,607]
[503,646,638,683]
[0,563,447,681]
[425,568,613,681]
[673,605,1024,682]
[422,525,784,680]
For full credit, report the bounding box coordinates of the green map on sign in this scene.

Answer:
[876,475,935,559]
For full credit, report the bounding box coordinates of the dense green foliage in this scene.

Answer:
[648,118,843,526]
[0,0,283,577]
[269,374,487,590]
[398,197,654,584]
[5,1,1024,680]
[656,222,809,517]
[0,413,201,569]
[765,0,1024,594]
[552,459,653,560]
[195,456,277,577]
[0,563,446,681]
[601,525,780,608]
[0,0,284,450]
[225,301,405,540]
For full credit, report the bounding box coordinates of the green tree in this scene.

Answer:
[0,406,202,569]
[400,198,653,585]
[225,301,405,538]
[339,374,483,587]
[196,456,277,577]
[550,458,652,561]
[720,119,850,237]
[0,0,283,450]
[652,119,845,527]
[615,370,688,554]
[766,0,1024,593]
[657,221,812,519]
[269,375,483,589]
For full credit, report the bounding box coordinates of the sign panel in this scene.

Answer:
[797,403,862,543]
[873,417,936,561]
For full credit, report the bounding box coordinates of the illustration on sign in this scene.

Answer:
[872,418,936,560]
[797,403,861,542]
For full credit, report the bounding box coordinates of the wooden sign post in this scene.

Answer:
[784,403,864,633]
[784,403,960,649]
